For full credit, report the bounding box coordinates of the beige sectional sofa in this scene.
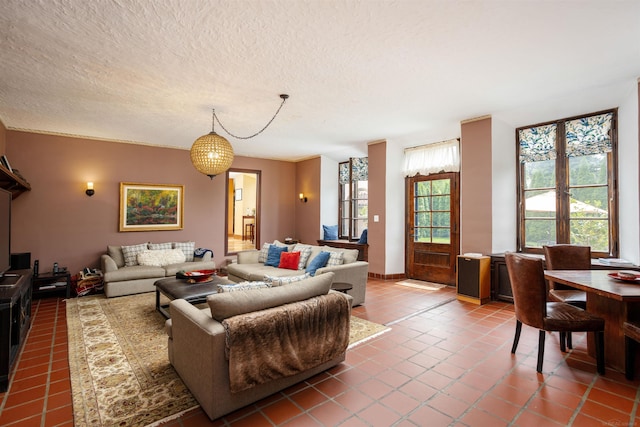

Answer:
[227,240,368,305]
[101,242,215,298]
[166,272,351,421]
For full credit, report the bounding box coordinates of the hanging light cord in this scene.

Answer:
[212,94,289,140]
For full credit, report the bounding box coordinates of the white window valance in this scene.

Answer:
[402,139,460,177]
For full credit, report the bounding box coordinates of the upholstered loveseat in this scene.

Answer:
[100,242,215,298]
[166,272,351,420]
[226,241,368,305]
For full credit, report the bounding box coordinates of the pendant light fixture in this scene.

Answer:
[190,94,289,179]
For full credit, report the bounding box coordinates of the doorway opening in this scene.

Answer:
[226,169,261,255]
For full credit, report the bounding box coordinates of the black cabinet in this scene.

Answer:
[457,255,490,304]
[0,270,33,391]
[490,254,513,302]
[33,271,71,298]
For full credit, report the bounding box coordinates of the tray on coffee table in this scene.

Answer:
[155,275,233,319]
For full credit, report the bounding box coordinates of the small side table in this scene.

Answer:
[32,271,71,299]
[331,282,353,294]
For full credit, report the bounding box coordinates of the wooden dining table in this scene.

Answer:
[543,269,640,372]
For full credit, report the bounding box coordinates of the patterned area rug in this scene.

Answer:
[67,293,388,426]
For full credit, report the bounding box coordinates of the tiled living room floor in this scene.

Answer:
[1,278,639,426]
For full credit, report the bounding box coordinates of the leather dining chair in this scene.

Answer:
[505,252,605,374]
[543,244,590,349]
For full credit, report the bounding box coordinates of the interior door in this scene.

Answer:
[406,172,460,285]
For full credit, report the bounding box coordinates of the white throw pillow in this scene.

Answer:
[137,249,186,267]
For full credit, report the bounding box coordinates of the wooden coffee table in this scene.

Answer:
[155,275,233,319]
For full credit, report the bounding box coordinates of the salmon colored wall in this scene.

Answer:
[367,141,386,276]
[295,157,321,244]
[6,130,296,274]
[460,117,492,254]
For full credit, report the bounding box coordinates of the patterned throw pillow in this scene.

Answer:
[149,242,173,250]
[217,281,271,293]
[292,244,313,269]
[121,243,148,267]
[264,273,311,286]
[258,243,271,263]
[173,241,195,262]
[327,251,344,266]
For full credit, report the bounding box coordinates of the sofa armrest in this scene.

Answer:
[168,299,228,411]
[236,250,260,264]
[101,254,119,273]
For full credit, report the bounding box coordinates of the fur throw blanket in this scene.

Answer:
[222,292,350,393]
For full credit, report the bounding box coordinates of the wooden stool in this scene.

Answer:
[623,321,640,380]
[243,223,254,242]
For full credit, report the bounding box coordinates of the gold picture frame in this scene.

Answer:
[119,182,184,232]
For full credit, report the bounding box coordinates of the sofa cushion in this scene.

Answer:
[265,245,288,267]
[173,241,195,262]
[137,249,186,267]
[278,252,300,270]
[121,243,149,267]
[207,273,334,322]
[323,246,359,264]
[306,251,331,276]
[264,273,311,286]
[228,263,305,282]
[107,245,126,268]
[217,281,271,293]
[149,242,173,250]
[104,264,165,282]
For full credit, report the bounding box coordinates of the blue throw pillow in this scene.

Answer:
[358,229,368,244]
[323,225,338,240]
[265,245,288,267]
[305,251,331,276]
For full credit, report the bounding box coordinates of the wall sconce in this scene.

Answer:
[299,193,307,203]
[85,182,95,197]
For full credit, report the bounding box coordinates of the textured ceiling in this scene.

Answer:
[1,0,639,161]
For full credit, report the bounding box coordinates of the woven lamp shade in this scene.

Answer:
[190,131,235,178]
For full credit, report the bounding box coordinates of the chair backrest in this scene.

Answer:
[543,244,591,290]
[505,253,546,328]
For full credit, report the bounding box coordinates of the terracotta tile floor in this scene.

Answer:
[1,278,640,426]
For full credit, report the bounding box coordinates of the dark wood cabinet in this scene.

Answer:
[0,270,33,391]
[490,254,515,302]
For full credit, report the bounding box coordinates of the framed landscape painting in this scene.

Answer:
[119,182,184,232]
